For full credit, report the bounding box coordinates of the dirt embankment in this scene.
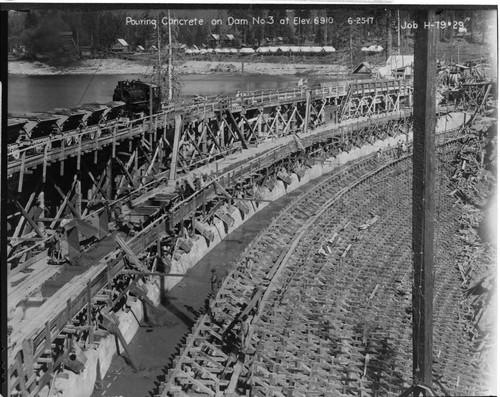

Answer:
[8,58,349,76]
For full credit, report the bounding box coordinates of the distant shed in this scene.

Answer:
[112,39,130,53]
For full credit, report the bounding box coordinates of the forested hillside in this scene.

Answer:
[7,7,496,65]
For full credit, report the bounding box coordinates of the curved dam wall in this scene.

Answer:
[41,112,469,397]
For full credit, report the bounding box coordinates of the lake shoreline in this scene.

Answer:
[8,58,349,76]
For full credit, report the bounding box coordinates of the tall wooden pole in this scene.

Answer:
[168,9,173,101]
[397,10,401,55]
[411,10,438,396]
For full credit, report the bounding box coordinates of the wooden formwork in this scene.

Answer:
[159,133,491,397]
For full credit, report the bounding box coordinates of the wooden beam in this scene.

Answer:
[303,90,311,134]
[51,180,80,219]
[121,269,188,277]
[11,199,44,238]
[213,181,232,200]
[50,180,77,229]
[42,143,49,183]
[143,144,161,182]
[138,142,158,174]
[116,152,136,197]
[82,161,109,202]
[226,110,249,149]
[115,235,149,273]
[60,139,65,175]
[11,189,38,240]
[77,135,82,170]
[169,114,182,181]
[18,151,26,193]
[411,9,437,397]
[217,195,272,203]
[75,179,82,218]
[115,156,137,188]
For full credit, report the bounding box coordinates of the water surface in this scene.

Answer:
[8,74,302,113]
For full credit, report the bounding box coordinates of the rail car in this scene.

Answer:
[7,112,60,158]
[7,101,129,157]
[49,108,89,145]
[7,118,30,160]
[77,103,110,140]
[6,80,157,157]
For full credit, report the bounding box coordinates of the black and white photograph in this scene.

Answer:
[1,3,497,397]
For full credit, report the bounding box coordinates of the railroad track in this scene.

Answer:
[159,134,489,397]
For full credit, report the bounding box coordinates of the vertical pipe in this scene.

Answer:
[412,10,437,396]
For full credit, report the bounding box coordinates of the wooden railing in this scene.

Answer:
[8,79,413,176]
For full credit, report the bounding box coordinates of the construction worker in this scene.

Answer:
[50,227,64,261]
[240,314,251,351]
[397,140,403,158]
[210,269,218,294]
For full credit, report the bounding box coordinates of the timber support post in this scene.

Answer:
[169,114,182,182]
[106,159,113,200]
[303,90,311,134]
[408,9,438,397]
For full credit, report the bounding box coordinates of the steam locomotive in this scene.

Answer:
[113,80,162,116]
[8,80,162,160]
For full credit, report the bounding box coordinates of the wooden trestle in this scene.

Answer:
[7,79,414,270]
[6,75,493,396]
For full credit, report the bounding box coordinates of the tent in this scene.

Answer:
[362,44,384,52]
[322,46,336,53]
[386,55,414,69]
[239,47,255,54]
[277,46,291,53]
